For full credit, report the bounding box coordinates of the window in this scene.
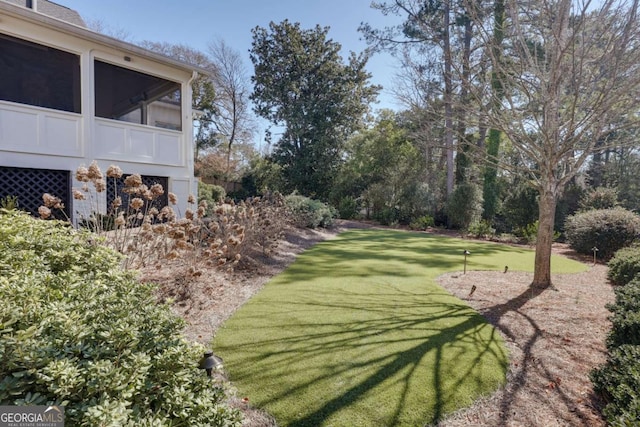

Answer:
[0,33,81,113]
[94,60,182,130]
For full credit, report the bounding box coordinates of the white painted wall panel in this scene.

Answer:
[129,129,154,159]
[1,107,38,150]
[156,132,182,165]
[94,121,127,157]
[94,118,183,167]
[0,103,81,157]
[42,114,80,155]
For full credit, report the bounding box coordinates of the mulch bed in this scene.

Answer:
[436,261,613,426]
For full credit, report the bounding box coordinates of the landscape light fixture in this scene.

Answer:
[199,350,223,377]
[592,247,599,265]
[463,250,470,274]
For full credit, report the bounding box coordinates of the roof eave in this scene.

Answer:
[0,1,211,76]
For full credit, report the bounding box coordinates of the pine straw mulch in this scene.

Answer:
[146,224,614,427]
[436,250,613,427]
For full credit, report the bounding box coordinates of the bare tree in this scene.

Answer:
[208,38,255,177]
[361,0,459,196]
[470,0,640,287]
[84,18,133,41]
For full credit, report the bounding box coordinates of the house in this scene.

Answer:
[0,0,204,220]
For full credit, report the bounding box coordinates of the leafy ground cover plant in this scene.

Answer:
[0,210,241,426]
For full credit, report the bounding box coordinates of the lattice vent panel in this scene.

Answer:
[106,175,169,214]
[0,166,70,219]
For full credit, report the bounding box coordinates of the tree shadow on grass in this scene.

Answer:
[220,287,508,426]
[217,229,583,426]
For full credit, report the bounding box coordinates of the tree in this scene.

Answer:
[250,20,379,199]
[361,1,482,196]
[332,110,432,223]
[470,0,640,286]
[482,0,506,222]
[207,38,255,176]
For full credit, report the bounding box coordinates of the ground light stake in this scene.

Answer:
[199,351,223,377]
[463,249,470,274]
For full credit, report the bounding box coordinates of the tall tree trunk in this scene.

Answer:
[532,183,558,287]
[532,0,570,288]
[482,0,505,221]
[443,0,454,196]
[455,12,473,185]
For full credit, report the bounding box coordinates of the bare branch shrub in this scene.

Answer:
[41,162,289,275]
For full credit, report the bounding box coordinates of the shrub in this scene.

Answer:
[564,208,640,260]
[606,279,640,348]
[199,182,226,209]
[245,156,285,195]
[285,194,337,228]
[445,183,483,230]
[515,220,560,245]
[579,187,620,211]
[591,344,640,425]
[0,211,241,426]
[591,277,640,426]
[516,221,540,244]
[0,195,19,210]
[363,181,435,226]
[409,215,435,231]
[237,193,289,256]
[608,246,640,287]
[468,220,496,238]
[44,162,289,272]
[337,196,359,220]
[374,207,401,226]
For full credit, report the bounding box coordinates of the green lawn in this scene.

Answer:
[213,229,587,426]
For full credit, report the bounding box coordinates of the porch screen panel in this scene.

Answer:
[94,60,182,130]
[0,33,81,113]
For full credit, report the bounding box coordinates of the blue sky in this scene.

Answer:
[60,0,403,113]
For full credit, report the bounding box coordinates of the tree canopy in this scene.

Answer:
[250,20,380,199]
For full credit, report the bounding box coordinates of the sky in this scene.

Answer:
[59,0,404,116]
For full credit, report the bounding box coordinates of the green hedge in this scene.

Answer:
[592,278,640,425]
[606,280,640,349]
[591,344,640,425]
[564,208,640,260]
[608,246,640,287]
[0,210,241,426]
[198,182,226,215]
